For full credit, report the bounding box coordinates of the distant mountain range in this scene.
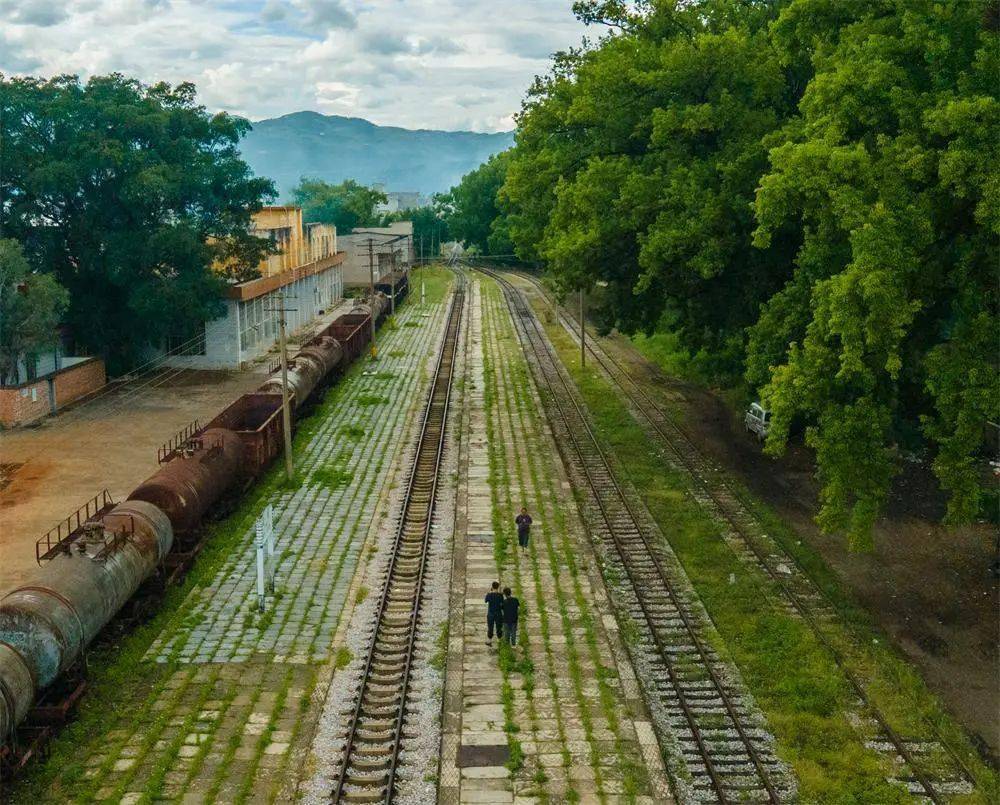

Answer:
[239,111,514,199]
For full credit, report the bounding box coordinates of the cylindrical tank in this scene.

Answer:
[128,428,243,533]
[259,336,343,409]
[0,500,172,740]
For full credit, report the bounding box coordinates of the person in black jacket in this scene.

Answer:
[515,508,532,553]
[502,586,520,647]
[484,581,504,645]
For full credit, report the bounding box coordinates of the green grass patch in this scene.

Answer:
[356,394,388,407]
[430,622,449,672]
[310,465,353,490]
[410,265,453,304]
[339,423,366,440]
[334,646,353,670]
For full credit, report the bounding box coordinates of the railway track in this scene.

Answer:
[331,277,464,804]
[481,266,795,804]
[511,269,977,801]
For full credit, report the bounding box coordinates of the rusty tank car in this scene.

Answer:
[258,335,343,409]
[0,501,173,741]
[127,428,244,534]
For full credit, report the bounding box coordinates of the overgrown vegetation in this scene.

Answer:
[449,0,998,549]
[529,284,997,802]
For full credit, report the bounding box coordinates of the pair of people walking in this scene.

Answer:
[484,581,520,647]
[483,508,531,647]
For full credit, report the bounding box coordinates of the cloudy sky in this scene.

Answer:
[0,0,588,131]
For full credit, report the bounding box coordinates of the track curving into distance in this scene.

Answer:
[479,266,794,804]
[332,275,464,804]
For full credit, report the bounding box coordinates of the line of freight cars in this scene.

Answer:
[0,293,395,770]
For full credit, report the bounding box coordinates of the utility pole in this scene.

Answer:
[367,238,377,359]
[268,293,296,480]
[390,249,397,315]
[419,233,424,266]
[580,288,586,369]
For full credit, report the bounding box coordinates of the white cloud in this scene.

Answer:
[0,0,587,132]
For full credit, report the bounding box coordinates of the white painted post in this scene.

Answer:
[421,280,426,306]
[255,529,266,613]
[264,504,275,592]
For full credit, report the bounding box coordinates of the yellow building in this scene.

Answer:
[165,206,345,368]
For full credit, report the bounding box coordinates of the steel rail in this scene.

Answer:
[331,274,465,804]
[514,269,968,802]
[480,266,785,804]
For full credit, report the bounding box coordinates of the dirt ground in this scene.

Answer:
[0,368,267,598]
[611,334,1000,765]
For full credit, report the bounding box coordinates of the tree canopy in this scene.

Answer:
[379,206,450,259]
[439,152,514,255]
[473,0,999,547]
[291,178,387,232]
[0,239,69,385]
[0,73,275,373]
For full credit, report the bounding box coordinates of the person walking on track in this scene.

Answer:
[515,507,532,553]
[502,587,520,647]
[485,581,504,646]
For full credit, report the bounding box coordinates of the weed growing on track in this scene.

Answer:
[430,623,449,673]
[335,646,353,670]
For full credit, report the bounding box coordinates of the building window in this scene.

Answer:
[166,325,206,356]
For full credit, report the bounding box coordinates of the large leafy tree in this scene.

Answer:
[440,152,513,254]
[0,239,69,385]
[491,0,998,547]
[502,0,802,377]
[0,73,275,372]
[291,178,387,232]
[751,0,999,546]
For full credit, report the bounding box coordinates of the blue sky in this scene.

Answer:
[0,0,588,131]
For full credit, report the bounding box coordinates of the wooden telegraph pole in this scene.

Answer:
[367,238,377,358]
[580,288,586,368]
[267,293,296,480]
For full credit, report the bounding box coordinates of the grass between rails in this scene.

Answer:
[486,282,576,798]
[480,280,535,784]
[490,281,645,798]
[528,288,997,803]
[6,291,441,803]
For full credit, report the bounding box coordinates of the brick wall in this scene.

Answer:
[53,359,106,408]
[0,358,106,428]
[0,380,50,427]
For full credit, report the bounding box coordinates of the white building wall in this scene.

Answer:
[161,264,344,370]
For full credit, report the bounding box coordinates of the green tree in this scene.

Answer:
[0,239,69,385]
[751,0,999,546]
[492,0,998,547]
[379,205,450,260]
[440,152,513,254]
[291,178,387,232]
[0,73,275,372]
